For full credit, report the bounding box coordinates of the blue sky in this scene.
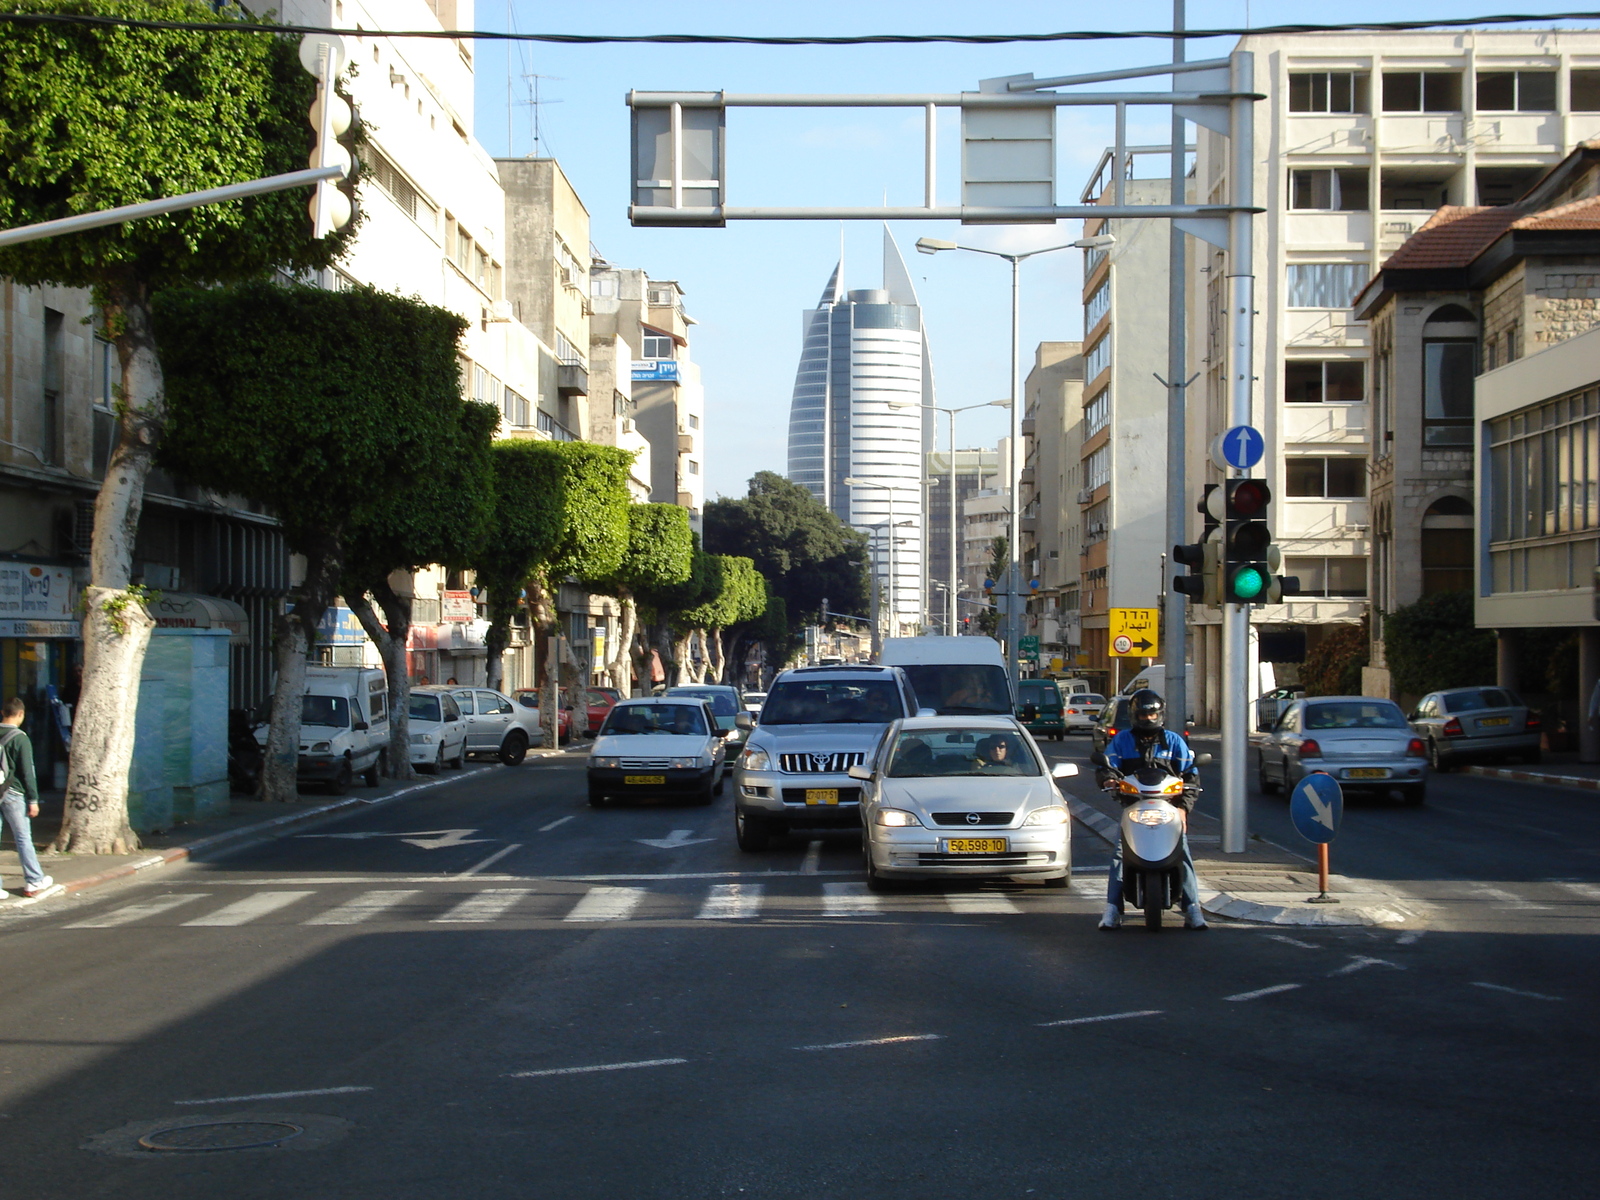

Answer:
[468,1,1573,500]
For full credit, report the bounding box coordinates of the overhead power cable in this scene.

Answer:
[1,9,1599,46]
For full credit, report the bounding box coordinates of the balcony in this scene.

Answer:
[557,361,589,397]
[1020,417,1036,437]
[1018,466,1036,487]
[677,433,694,453]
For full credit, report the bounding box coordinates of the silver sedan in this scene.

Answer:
[1256,696,1429,805]
[854,716,1078,890]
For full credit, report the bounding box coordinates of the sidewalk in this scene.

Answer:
[1066,784,1420,927]
[0,746,584,908]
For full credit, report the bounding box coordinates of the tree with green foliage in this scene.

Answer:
[673,555,766,683]
[343,402,498,779]
[973,536,1008,638]
[582,504,694,695]
[0,0,359,851]
[722,577,788,689]
[155,282,467,802]
[635,536,713,686]
[1383,591,1496,699]
[1300,617,1370,698]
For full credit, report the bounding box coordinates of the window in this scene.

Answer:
[1476,70,1556,112]
[1288,71,1368,113]
[1421,498,1475,595]
[688,414,700,429]
[1286,457,1367,498]
[1423,306,1477,447]
[92,335,114,411]
[1286,263,1369,309]
[641,334,674,360]
[502,387,531,428]
[591,274,618,299]
[1381,71,1462,113]
[1085,334,1111,379]
[1084,388,1110,437]
[455,227,473,275]
[1289,168,1368,211]
[536,409,577,442]
[647,285,676,307]
[555,331,585,368]
[687,460,700,475]
[1476,166,1544,206]
[42,308,62,465]
[366,147,435,225]
[1083,499,1108,547]
[1573,70,1600,111]
[1085,280,1110,328]
[1085,445,1110,492]
[1285,360,1365,403]
[1284,556,1368,597]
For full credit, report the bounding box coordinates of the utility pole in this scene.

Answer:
[1165,0,1190,736]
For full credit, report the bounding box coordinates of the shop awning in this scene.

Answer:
[149,593,251,645]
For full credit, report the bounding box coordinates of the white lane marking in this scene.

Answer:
[1329,955,1404,976]
[175,1086,372,1106]
[458,844,522,877]
[506,1058,687,1079]
[193,870,863,884]
[821,881,882,917]
[1468,883,1549,911]
[1224,983,1303,1002]
[801,840,822,875]
[303,890,420,926]
[1556,881,1600,902]
[1264,934,1320,949]
[538,815,576,833]
[432,889,534,923]
[1471,982,1563,1001]
[945,893,1021,915]
[182,891,313,927]
[1039,1010,1162,1028]
[796,1034,943,1051]
[564,885,646,922]
[697,883,763,920]
[1396,931,1425,945]
[66,893,209,929]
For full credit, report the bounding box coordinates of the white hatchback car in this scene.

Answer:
[854,716,1078,890]
[409,686,468,774]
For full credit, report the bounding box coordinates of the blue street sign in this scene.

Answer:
[1289,772,1343,844]
[1217,424,1265,471]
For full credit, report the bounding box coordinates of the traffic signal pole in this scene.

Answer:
[1222,51,1256,856]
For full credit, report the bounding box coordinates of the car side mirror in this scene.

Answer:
[915,707,937,718]
[1051,762,1079,778]
[713,727,731,738]
[735,712,755,730]
[351,720,368,732]
[1193,752,1213,766]
[847,764,872,781]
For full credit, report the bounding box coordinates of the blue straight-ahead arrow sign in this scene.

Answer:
[1219,424,1265,471]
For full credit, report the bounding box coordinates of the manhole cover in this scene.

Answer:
[138,1121,304,1152]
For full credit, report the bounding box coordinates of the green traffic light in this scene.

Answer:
[1231,566,1267,600]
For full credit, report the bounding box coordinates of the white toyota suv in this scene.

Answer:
[732,665,926,851]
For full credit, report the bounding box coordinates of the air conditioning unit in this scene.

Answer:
[1075,488,1094,505]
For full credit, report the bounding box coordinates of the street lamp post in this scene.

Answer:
[844,476,899,652]
[916,235,1114,686]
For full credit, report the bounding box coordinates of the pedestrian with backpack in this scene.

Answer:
[1,697,52,898]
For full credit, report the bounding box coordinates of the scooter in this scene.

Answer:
[1093,750,1212,931]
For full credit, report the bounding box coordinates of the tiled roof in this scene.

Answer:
[1378,205,1525,271]
[1508,193,1600,230]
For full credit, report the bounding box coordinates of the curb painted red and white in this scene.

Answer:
[1463,764,1600,790]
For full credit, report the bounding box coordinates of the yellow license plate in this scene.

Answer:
[805,788,839,805]
[625,774,666,785]
[944,838,1009,854]
[1479,716,1510,726]
[1346,768,1388,779]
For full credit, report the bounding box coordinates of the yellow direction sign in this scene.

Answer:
[1108,608,1159,658]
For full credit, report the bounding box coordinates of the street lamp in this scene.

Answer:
[916,233,1115,685]
[890,397,1010,636]
[843,476,904,654]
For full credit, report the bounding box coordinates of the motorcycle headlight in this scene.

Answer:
[1128,807,1178,826]
[1023,805,1068,826]
[875,808,922,828]
[741,747,771,771]
[590,756,620,769]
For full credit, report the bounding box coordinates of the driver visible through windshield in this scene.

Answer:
[886,728,1040,778]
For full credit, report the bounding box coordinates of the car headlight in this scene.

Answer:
[307,741,331,755]
[590,756,620,769]
[668,756,699,770]
[741,747,771,771]
[421,732,437,744]
[874,808,922,828]
[1023,805,1069,826]
[1128,807,1178,826]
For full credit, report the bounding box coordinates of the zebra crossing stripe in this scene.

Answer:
[945,893,1021,915]
[303,890,421,926]
[821,882,881,917]
[66,893,209,929]
[432,889,535,923]
[697,883,763,919]
[183,891,314,927]
[564,886,646,922]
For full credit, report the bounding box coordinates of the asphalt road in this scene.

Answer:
[0,746,1595,1199]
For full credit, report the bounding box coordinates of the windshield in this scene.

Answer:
[669,688,740,716]
[1017,682,1061,709]
[408,694,441,723]
[1444,688,1519,713]
[601,704,708,736]
[1305,701,1409,730]
[761,678,904,725]
[302,695,350,728]
[898,664,1010,715]
[886,728,1040,778]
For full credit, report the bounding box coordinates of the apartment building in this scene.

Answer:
[927,446,999,633]
[959,438,1012,623]
[1020,343,1086,676]
[1185,28,1600,723]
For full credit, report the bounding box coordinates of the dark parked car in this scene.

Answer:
[1409,686,1541,770]
[1090,696,1132,755]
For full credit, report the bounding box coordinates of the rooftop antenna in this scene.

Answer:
[518,71,564,157]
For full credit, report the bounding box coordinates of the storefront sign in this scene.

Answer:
[314,606,369,645]
[631,359,681,382]
[442,590,476,622]
[0,563,78,638]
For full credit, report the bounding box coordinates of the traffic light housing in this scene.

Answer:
[1264,544,1302,604]
[300,34,357,237]
[1219,478,1272,604]
[1173,485,1222,607]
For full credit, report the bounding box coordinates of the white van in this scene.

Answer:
[878,636,1012,715]
[261,666,390,793]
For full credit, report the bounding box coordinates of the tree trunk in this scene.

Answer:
[59,281,163,853]
[706,627,725,683]
[260,540,342,804]
[348,583,414,781]
[610,596,637,695]
[485,593,513,693]
[540,628,561,750]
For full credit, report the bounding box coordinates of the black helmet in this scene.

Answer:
[1130,689,1165,733]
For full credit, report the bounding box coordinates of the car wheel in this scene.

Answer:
[1521,748,1542,765]
[713,766,727,796]
[734,809,770,852]
[328,760,353,796]
[499,730,529,766]
[421,745,442,775]
[362,761,381,788]
[1043,872,1070,889]
[1258,753,1280,795]
[864,846,898,892]
[587,783,607,808]
[1428,739,1451,772]
[449,741,465,769]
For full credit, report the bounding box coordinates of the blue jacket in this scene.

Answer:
[1104,727,1194,776]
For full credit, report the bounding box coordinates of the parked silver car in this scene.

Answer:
[1256,696,1429,805]
[450,687,542,765]
[1408,686,1542,770]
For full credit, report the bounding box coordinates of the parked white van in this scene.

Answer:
[259,666,390,793]
[878,636,1012,716]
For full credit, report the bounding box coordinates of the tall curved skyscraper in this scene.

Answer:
[787,229,934,633]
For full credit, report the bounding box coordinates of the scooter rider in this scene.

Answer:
[1096,689,1206,930]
